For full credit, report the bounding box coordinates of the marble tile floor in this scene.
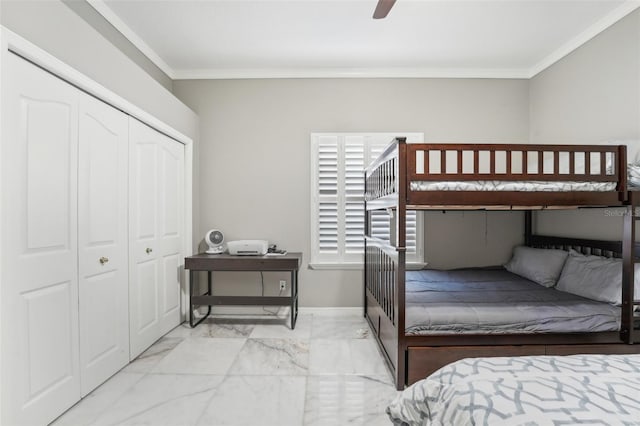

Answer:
[52,312,399,426]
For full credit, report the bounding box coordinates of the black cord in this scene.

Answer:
[260,271,284,315]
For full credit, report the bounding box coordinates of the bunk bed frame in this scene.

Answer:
[363,138,640,390]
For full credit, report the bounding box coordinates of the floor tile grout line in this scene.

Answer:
[55,313,396,426]
[192,374,230,426]
[71,371,147,426]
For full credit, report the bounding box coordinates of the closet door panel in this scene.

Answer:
[158,140,184,334]
[22,283,75,392]
[161,253,181,327]
[129,121,162,358]
[129,119,184,357]
[1,54,80,426]
[135,142,159,242]
[135,259,159,332]
[78,94,129,396]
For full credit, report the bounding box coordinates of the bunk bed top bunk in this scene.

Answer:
[364,137,628,209]
[363,138,639,390]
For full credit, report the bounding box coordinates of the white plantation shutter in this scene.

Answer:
[318,202,338,252]
[311,133,424,268]
[344,138,365,253]
[406,211,419,260]
[370,210,390,243]
[365,141,421,263]
[367,142,392,244]
[368,210,419,260]
[317,138,339,254]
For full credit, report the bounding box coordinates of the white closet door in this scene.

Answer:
[1,54,80,425]
[157,134,185,336]
[78,94,129,396]
[129,119,184,358]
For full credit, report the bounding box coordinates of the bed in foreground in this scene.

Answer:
[387,354,640,426]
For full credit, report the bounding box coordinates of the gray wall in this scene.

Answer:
[6,0,634,307]
[173,78,529,307]
[1,0,200,250]
[530,9,640,240]
[1,0,195,139]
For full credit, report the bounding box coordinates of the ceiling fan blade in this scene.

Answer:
[373,0,397,19]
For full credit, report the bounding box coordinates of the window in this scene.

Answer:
[310,133,424,269]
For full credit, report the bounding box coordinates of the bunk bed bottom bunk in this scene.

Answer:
[364,236,640,390]
[404,268,621,335]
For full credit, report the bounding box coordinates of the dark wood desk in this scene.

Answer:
[185,252,302,329]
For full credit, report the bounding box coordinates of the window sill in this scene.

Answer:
[309,262,427,271]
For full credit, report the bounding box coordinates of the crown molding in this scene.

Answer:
[87,0,640,81]
[528,0,640,78]
[172,67,531,80]
[87,0,176,79]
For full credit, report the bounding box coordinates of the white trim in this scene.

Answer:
[528,1,640,78]
[182,141,194,320]
[193,306,363,317]
[173,67,530,80]
[86,0,176,79]
[2,27,189,147]
[298,307,362,316]
[198,306,289,318]
[0,24,3,426]
[85,0,639,81]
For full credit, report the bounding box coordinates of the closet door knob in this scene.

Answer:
[99,256,109,265]
[146,248,153,254]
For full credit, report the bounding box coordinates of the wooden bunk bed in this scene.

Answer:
[363,137,640,390]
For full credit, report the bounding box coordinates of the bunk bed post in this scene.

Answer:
[524,210,533,247]
[621,195,636,344]
[619,146,628,202]
[363,170,369,318]
[396,137,408,389]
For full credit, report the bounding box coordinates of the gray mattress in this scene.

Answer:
[406,268,621,335]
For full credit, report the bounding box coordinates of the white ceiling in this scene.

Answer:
[88,0,640,79]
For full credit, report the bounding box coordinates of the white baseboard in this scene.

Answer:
[298,307,362,316]
[193,306,363,319]
[200,305,287,317]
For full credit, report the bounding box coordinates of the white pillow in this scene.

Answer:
[628,164,640,187]
[556,251,640,305]
[602,140,640,165]
[504,246,569,288]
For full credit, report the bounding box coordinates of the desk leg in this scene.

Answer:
[190,270,212,328]
[189,269,195,327]
[290,270,298,329]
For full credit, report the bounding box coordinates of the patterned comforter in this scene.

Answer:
[410,180,616,192]
[387,354,640,426]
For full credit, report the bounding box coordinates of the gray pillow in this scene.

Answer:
[556,252,640,305]
[504,246,569,288]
